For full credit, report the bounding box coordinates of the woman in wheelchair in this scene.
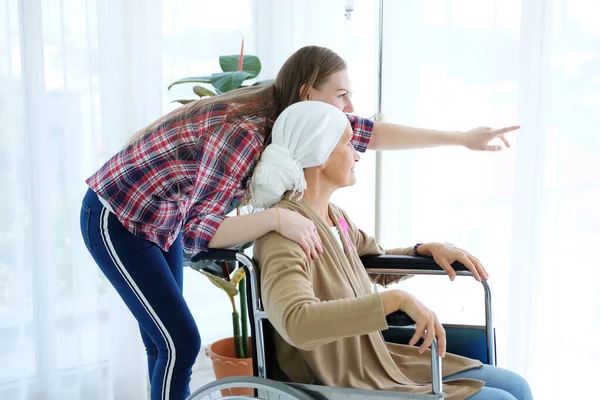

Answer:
[249,101,532,400]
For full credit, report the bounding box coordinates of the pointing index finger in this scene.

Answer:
[494,125,520,135]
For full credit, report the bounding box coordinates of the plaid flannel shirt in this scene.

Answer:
[87,102,373,254]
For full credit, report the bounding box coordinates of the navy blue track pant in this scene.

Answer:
[80,188,200,400]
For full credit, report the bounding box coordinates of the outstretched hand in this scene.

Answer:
[461,126,520,151]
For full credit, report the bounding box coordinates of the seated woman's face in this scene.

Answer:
[319,122,360,188]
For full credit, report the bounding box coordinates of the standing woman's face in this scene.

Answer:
[302,69,355,113]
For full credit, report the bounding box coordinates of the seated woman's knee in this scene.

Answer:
[504,370,532,399]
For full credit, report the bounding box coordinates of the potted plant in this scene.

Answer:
[168,36,272,104]
[192,255,250,353]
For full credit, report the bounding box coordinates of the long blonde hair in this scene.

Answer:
[127,45,348,148]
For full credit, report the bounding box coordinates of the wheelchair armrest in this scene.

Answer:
[361,254,468,272]
[190,249,241,263]
[386,310,415,327]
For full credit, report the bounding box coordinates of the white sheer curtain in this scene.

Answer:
[0,0,253,398]
[3,0,598,399]
[377,1,600,399]
[1,1,155,398]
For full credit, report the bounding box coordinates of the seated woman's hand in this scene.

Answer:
[381,290,446,357]
[417,242,489,282]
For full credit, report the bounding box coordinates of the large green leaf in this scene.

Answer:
[219,55,261,79]
[210,71,252,93]
[196,269,239,297]
[193,85,216,97]
[229,268,246,287]
[168,76,212,90]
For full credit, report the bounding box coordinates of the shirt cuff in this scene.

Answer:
[348,114,374,153]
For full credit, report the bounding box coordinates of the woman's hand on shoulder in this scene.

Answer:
[276,208,323,260]
[417,242,488,282]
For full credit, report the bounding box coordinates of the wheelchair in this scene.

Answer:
[186,249,496,400]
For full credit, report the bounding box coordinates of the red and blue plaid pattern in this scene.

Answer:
[87,103,373,254]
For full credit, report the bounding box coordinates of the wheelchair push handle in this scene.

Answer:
[190,249,240,263]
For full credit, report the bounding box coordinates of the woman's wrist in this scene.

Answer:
[394,290,412,312]
[414,243,424,256]
[266,208,279,233]
[274,207,281,233]
[381,290,406,315]
[415,242,435,257]
[453,130,468,147]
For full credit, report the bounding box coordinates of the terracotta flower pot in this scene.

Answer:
[205,337,253,396]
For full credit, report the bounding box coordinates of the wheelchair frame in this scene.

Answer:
[187,250,496,400]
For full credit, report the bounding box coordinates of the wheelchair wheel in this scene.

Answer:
[186,376,316,400]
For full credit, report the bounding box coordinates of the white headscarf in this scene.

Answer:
[249,101,349,208]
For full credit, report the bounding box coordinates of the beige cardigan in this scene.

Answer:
[254,197,484,400]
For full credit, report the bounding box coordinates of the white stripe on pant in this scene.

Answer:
[99,207,176,400]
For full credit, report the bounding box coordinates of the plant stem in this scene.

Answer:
[239,277,248,357]
[238,35,244,71]
[229,296,237,314]
[232,311,244,358]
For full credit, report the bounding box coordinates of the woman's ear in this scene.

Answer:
[299,84,311,101]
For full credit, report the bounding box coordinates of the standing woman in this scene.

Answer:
[80,45,518,400]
